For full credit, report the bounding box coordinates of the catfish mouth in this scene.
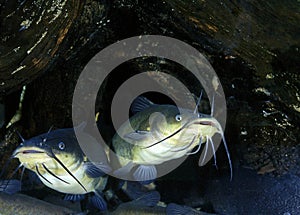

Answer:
[20,150,45,154]
[13,145,88,192]
[12,147,47,158]
[142,117,219,149]
[193,120,215,126]
[185,117,219,132]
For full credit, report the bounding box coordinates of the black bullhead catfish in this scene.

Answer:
[111,96,232,182]
[12,123,111,211]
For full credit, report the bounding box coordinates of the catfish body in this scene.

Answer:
[12,124,110,210]
[111,97,231,182]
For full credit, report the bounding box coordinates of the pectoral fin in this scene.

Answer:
[133,165,157,182]
[64,194,85,202]
[84,162,111,178]
[90,190,107,211]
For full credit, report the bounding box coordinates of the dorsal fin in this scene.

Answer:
[130,96,154,114]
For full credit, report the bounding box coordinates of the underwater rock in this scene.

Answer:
[0,192,78,215]
[204,166,300,214]
[0,0,108,95]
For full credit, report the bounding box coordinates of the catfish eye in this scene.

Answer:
[58,142,65,150]
[175,114,182,121]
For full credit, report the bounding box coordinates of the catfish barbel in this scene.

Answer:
[11,123,111,211]
[111,96,232,182]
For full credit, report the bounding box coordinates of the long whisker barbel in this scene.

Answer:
[194,90,203,114]
[187,136,203,155]
[8,163,23,179]
[36,165,52,185]
[42,163,70,185]
[48,150,87,192]
[170,135,196,152]
[142,92,212,150]
[40,143,87,192]
[142,115,219,150]
[199,140,209,166]
[16,130,25,143]
[208,136,218,169]
[41,126,54,144]
[141,121,191,149]
[219,131,233,181]
[1,163,23,192]
[20,166,25,185]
